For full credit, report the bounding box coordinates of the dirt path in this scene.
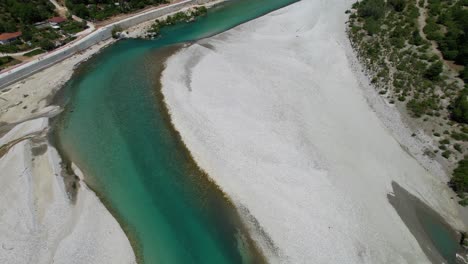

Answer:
[49,0,68,17]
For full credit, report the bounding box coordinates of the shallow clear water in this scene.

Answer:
[55,1,298,264]
[416,207,461,264]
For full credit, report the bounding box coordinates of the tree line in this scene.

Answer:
[0,0,55,33]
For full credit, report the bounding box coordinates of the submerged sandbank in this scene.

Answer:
[161,0,466,263]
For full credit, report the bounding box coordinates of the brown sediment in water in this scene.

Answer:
[388,181,466,264]
[146,43,271,263]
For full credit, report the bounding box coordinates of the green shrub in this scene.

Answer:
[364,18,381,35]
[407,98,437,117]
[424,61,443,80]
[450,157,468,193]
[358,0,386,20]
[440,139,450,145]
[450,89,468,124]
[442,150,452,159]
[24,49,45,57]
[39,39,54,51]
[112,25,122,39]
[452,132,468,141]
[388,0,406,12]
[410,30,424,46]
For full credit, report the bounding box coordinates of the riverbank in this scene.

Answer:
[161,0,467,262]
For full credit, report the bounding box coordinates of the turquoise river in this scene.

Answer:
[53,0,466,263]
[54,1,298,264]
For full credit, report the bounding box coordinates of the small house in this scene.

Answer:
[48,17,67,26]
[0,32,22,45]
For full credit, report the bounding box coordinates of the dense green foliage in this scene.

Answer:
[450,88,468,124]
[0,56,14,66]
[23,48,45,57]
[0,56,20,70]
[450,157,468,194]
[389,0,406,12]
[357,0,385,19]
[39,39,55,51]
[0,0,55,33]
[426,0,468,66]
[65,0,167,21]
[148,7,208,36]
[61,20,88,34]
[424,61,443,80]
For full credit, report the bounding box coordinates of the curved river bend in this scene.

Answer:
[54,1,298,263]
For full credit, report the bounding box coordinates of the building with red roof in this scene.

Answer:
[48,17,67,25]
[0,32,22,45]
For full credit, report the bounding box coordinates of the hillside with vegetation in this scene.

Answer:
[347,0,468,205]
[0,0,55,33]
[65,0,168,21]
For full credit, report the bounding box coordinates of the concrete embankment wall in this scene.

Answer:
[0,0,209,90]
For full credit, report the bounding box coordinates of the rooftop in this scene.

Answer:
[0,32,22,41]
[48,17,67,24]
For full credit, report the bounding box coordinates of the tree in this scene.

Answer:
[451,89,468,124]
[388,0,405,12]
[424,61,443,80]
[20,26,33,41]
[39,39,55,51]
[358,0,386,20]
[450,157,468,194]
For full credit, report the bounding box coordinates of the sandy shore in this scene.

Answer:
[161,0,467,263]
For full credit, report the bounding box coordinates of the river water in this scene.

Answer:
[53,0,467,263]
[54,1,298,263]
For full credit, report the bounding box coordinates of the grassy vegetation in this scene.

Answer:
[0,56,20,71]
[24,49,45,57]
[450,157,468,205]
[61,20,88,35]
[65,0,168,21]
[348,0,468,204]
[147,6,208,37]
